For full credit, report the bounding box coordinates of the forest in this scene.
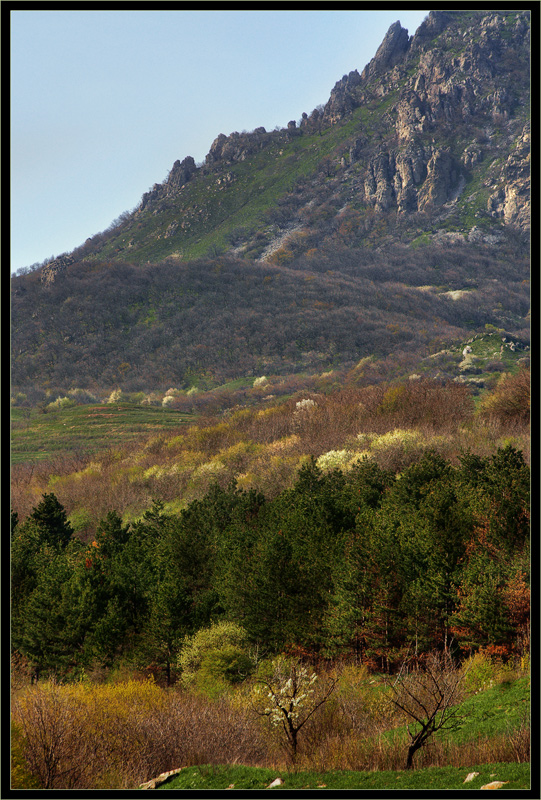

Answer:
[11,441,530,685]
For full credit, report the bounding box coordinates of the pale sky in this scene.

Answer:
[10,8,429,273]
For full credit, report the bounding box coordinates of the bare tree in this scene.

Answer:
[388,651,467,770]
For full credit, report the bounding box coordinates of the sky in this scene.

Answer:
[10,8,429,273]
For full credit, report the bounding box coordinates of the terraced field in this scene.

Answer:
[11,403,193,464]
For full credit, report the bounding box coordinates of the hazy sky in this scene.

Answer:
[11,8,429,273]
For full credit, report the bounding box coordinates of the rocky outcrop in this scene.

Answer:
[417,149,461,210]
[165,156,197,190]
[40,255,73,286]
[487,123,530,230]
[361,21,410,80]
[139,156,199,211]
[324,70,363,124]
[205,128,269,165]
[361,145,461,215]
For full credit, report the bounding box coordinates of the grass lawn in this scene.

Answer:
[156,762,530,790]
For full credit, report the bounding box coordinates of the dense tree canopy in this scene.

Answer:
[11,445,529,681]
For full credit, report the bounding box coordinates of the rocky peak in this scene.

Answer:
[409,11,453,51]
[76,10,530,266]
[361,20,410,80]
[166,156,197,190]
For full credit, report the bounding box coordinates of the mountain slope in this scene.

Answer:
[61,9,530,268]
[11,10,531,398]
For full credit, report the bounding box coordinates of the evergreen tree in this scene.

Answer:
[15,544,88,679]
[29,493,73,549]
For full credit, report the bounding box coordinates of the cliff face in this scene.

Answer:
[316,10,530,230]
[51,9,529,271]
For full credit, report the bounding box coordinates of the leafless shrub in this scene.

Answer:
[11,682,267,789]
[11,683,94,789]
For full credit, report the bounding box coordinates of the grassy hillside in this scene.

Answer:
[11,403,193,465]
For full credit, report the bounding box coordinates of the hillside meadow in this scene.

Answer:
[11,367,530,530]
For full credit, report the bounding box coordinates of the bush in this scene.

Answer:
[461,651,515,695]
[107,389,123,404]
[46,396,76,411]
[177,622,254,696]
[477,369,530,427]
[10,719,40,789]
[11,678,266,789]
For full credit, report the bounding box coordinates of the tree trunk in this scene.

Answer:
[405,743,418,770]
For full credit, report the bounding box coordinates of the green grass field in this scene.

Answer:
[157,762,530,790]
[11,403,193,464]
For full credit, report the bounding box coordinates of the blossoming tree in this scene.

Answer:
[252,656,337,764]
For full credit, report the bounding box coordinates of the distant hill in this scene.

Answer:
[11,10,530,399]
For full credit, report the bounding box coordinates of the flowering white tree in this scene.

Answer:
[106,388,122,404]
[252,657,337,763]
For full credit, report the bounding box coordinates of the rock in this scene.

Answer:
[480,781,509,790]
[464,772,480,783]
[324,70,362,123]
[40,255,73,286]
[362,21,410,80]
[165,156,197,190]
[139,767,184,790]
[267,778,284,788]
[205,129,272,164]
[164,221,179,238]
[418,149,460,210]
[207,133,228,163]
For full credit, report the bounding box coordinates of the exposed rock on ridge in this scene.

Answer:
[40,255,73,286]
[67,10,529,267]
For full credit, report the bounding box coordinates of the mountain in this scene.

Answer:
[11,10,531,399]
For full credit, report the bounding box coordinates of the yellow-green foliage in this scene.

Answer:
[107,389,123,404]
[12,678,168,789]
[359,428,423,451]
[461,652,516,695]
[184,422,240,452]
[357,428,447,454]
[236,453,306,495]
[177,621,253,697]
[46,396,76,411]
[334,665,395,726]
[189,460,229,492]
[67,508,93,535]
[378,385,408,415]
[218,441,264,469]
[316,449,365,472]
[10,719,40,789]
